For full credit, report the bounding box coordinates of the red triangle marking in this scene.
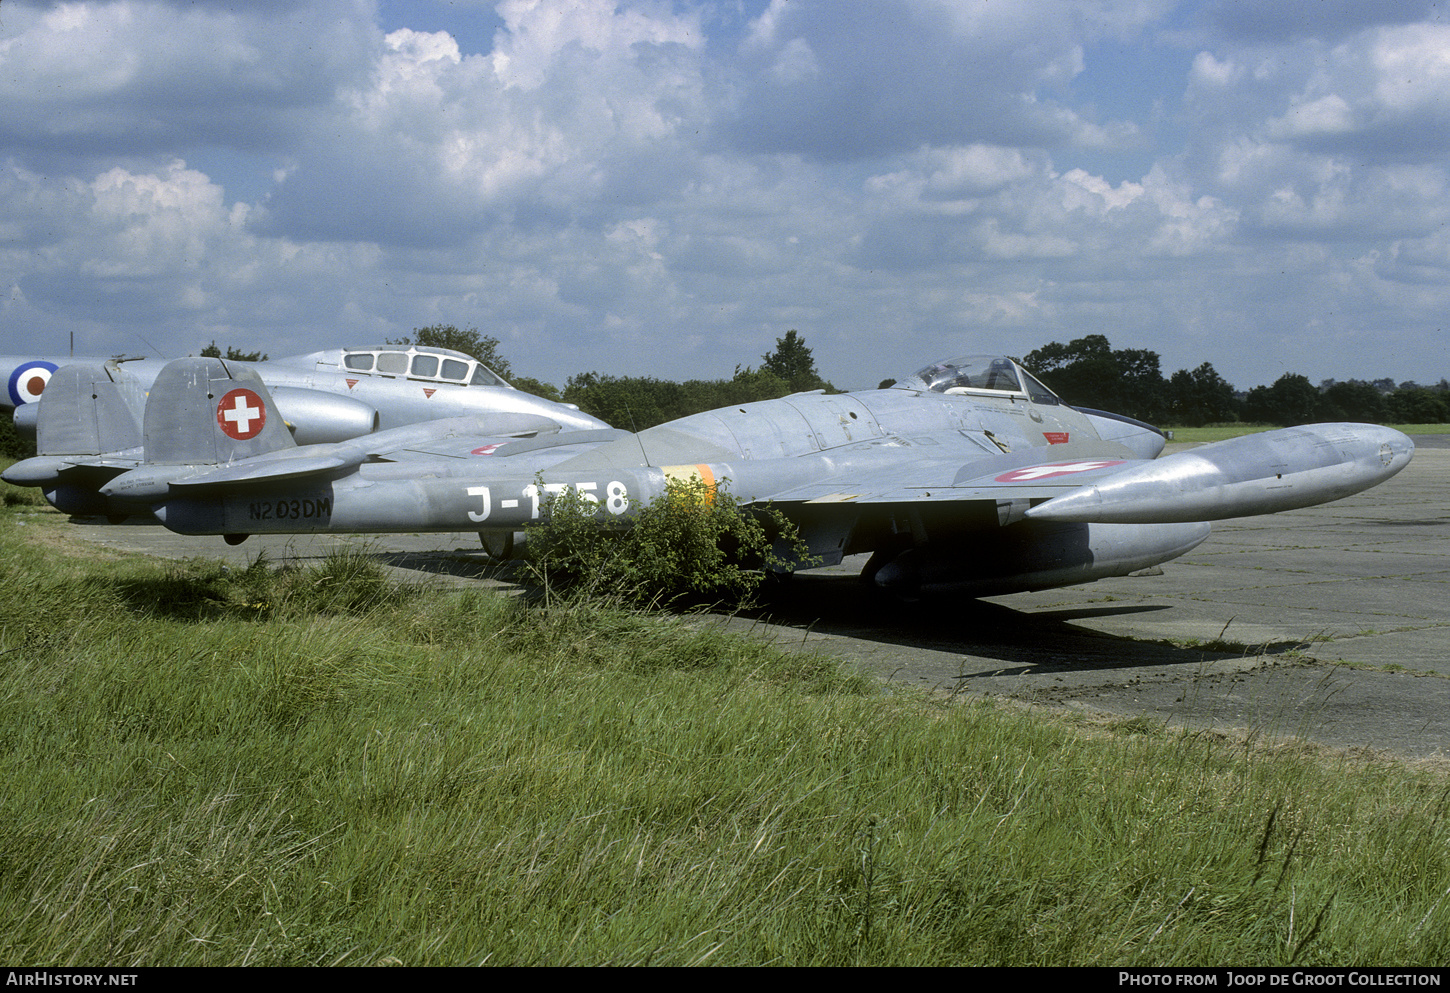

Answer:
[345,378,358,389]
[423,388,436,398]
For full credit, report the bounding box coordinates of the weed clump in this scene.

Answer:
[123,548,422,622]
[524,475,813,609]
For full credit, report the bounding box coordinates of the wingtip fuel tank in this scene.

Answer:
[1025,423,1414,525]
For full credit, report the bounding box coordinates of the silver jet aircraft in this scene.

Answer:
[2,345,604,440]
[2,353,1415,597]
[1,345,607,520]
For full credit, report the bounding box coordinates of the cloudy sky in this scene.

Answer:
[3,0,1449,392]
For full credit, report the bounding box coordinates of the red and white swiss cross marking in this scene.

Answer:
[216,388,267,440]
[470,443,503,456]
[995,459,1124,483]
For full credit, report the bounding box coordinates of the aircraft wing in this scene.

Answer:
[374,427,629,463]
[166,449,364,489]
[764,423,1414,524]
[767,452,1133,506]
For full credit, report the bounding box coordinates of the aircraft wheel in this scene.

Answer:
[861,540,914,585]
[860,548,894,585]
[865,546,922,602]
[223,533,249,546]
[479,531,521,561]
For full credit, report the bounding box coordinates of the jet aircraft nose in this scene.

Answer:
[1376,424,1415,471]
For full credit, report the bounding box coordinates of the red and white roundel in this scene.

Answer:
[216,388,267,440]
[470,443,504,456]
[995,459,1124,482]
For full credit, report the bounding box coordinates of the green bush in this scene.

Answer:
[0,417,35,461]
[525,476,812,608]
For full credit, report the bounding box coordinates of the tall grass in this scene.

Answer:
[0,482,1447,965]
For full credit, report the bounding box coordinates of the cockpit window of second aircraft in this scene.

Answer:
[339,347,510,388]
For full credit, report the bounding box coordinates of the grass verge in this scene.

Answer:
[1166,423,1448,444]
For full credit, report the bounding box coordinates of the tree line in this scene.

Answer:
[1020,334,1450,427]
[483,326,1446,430]
[399,325,837,431]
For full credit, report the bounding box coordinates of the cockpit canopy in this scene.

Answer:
[334,346,511,388]
[893,355,1061,405]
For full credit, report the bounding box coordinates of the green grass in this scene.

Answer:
[1386,423,1450,434]
[1166,423,1449,443]
[1,467,1449,965]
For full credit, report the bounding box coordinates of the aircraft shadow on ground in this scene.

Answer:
[69,514,156,527]
[740,572,1310,676]
[364,545,1311,677]
[371,546,519,583]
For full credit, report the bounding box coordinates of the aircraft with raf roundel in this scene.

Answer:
[2,345,605,440]
[1,353,1415,597]
[0,345,608,520]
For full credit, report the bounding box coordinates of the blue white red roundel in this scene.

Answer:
[216,388,267,440]
[994,460,1125,482]
[7,360,57,406]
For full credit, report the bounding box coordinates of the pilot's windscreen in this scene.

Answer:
[470,365,507,387]
[1022,370,1061,405]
